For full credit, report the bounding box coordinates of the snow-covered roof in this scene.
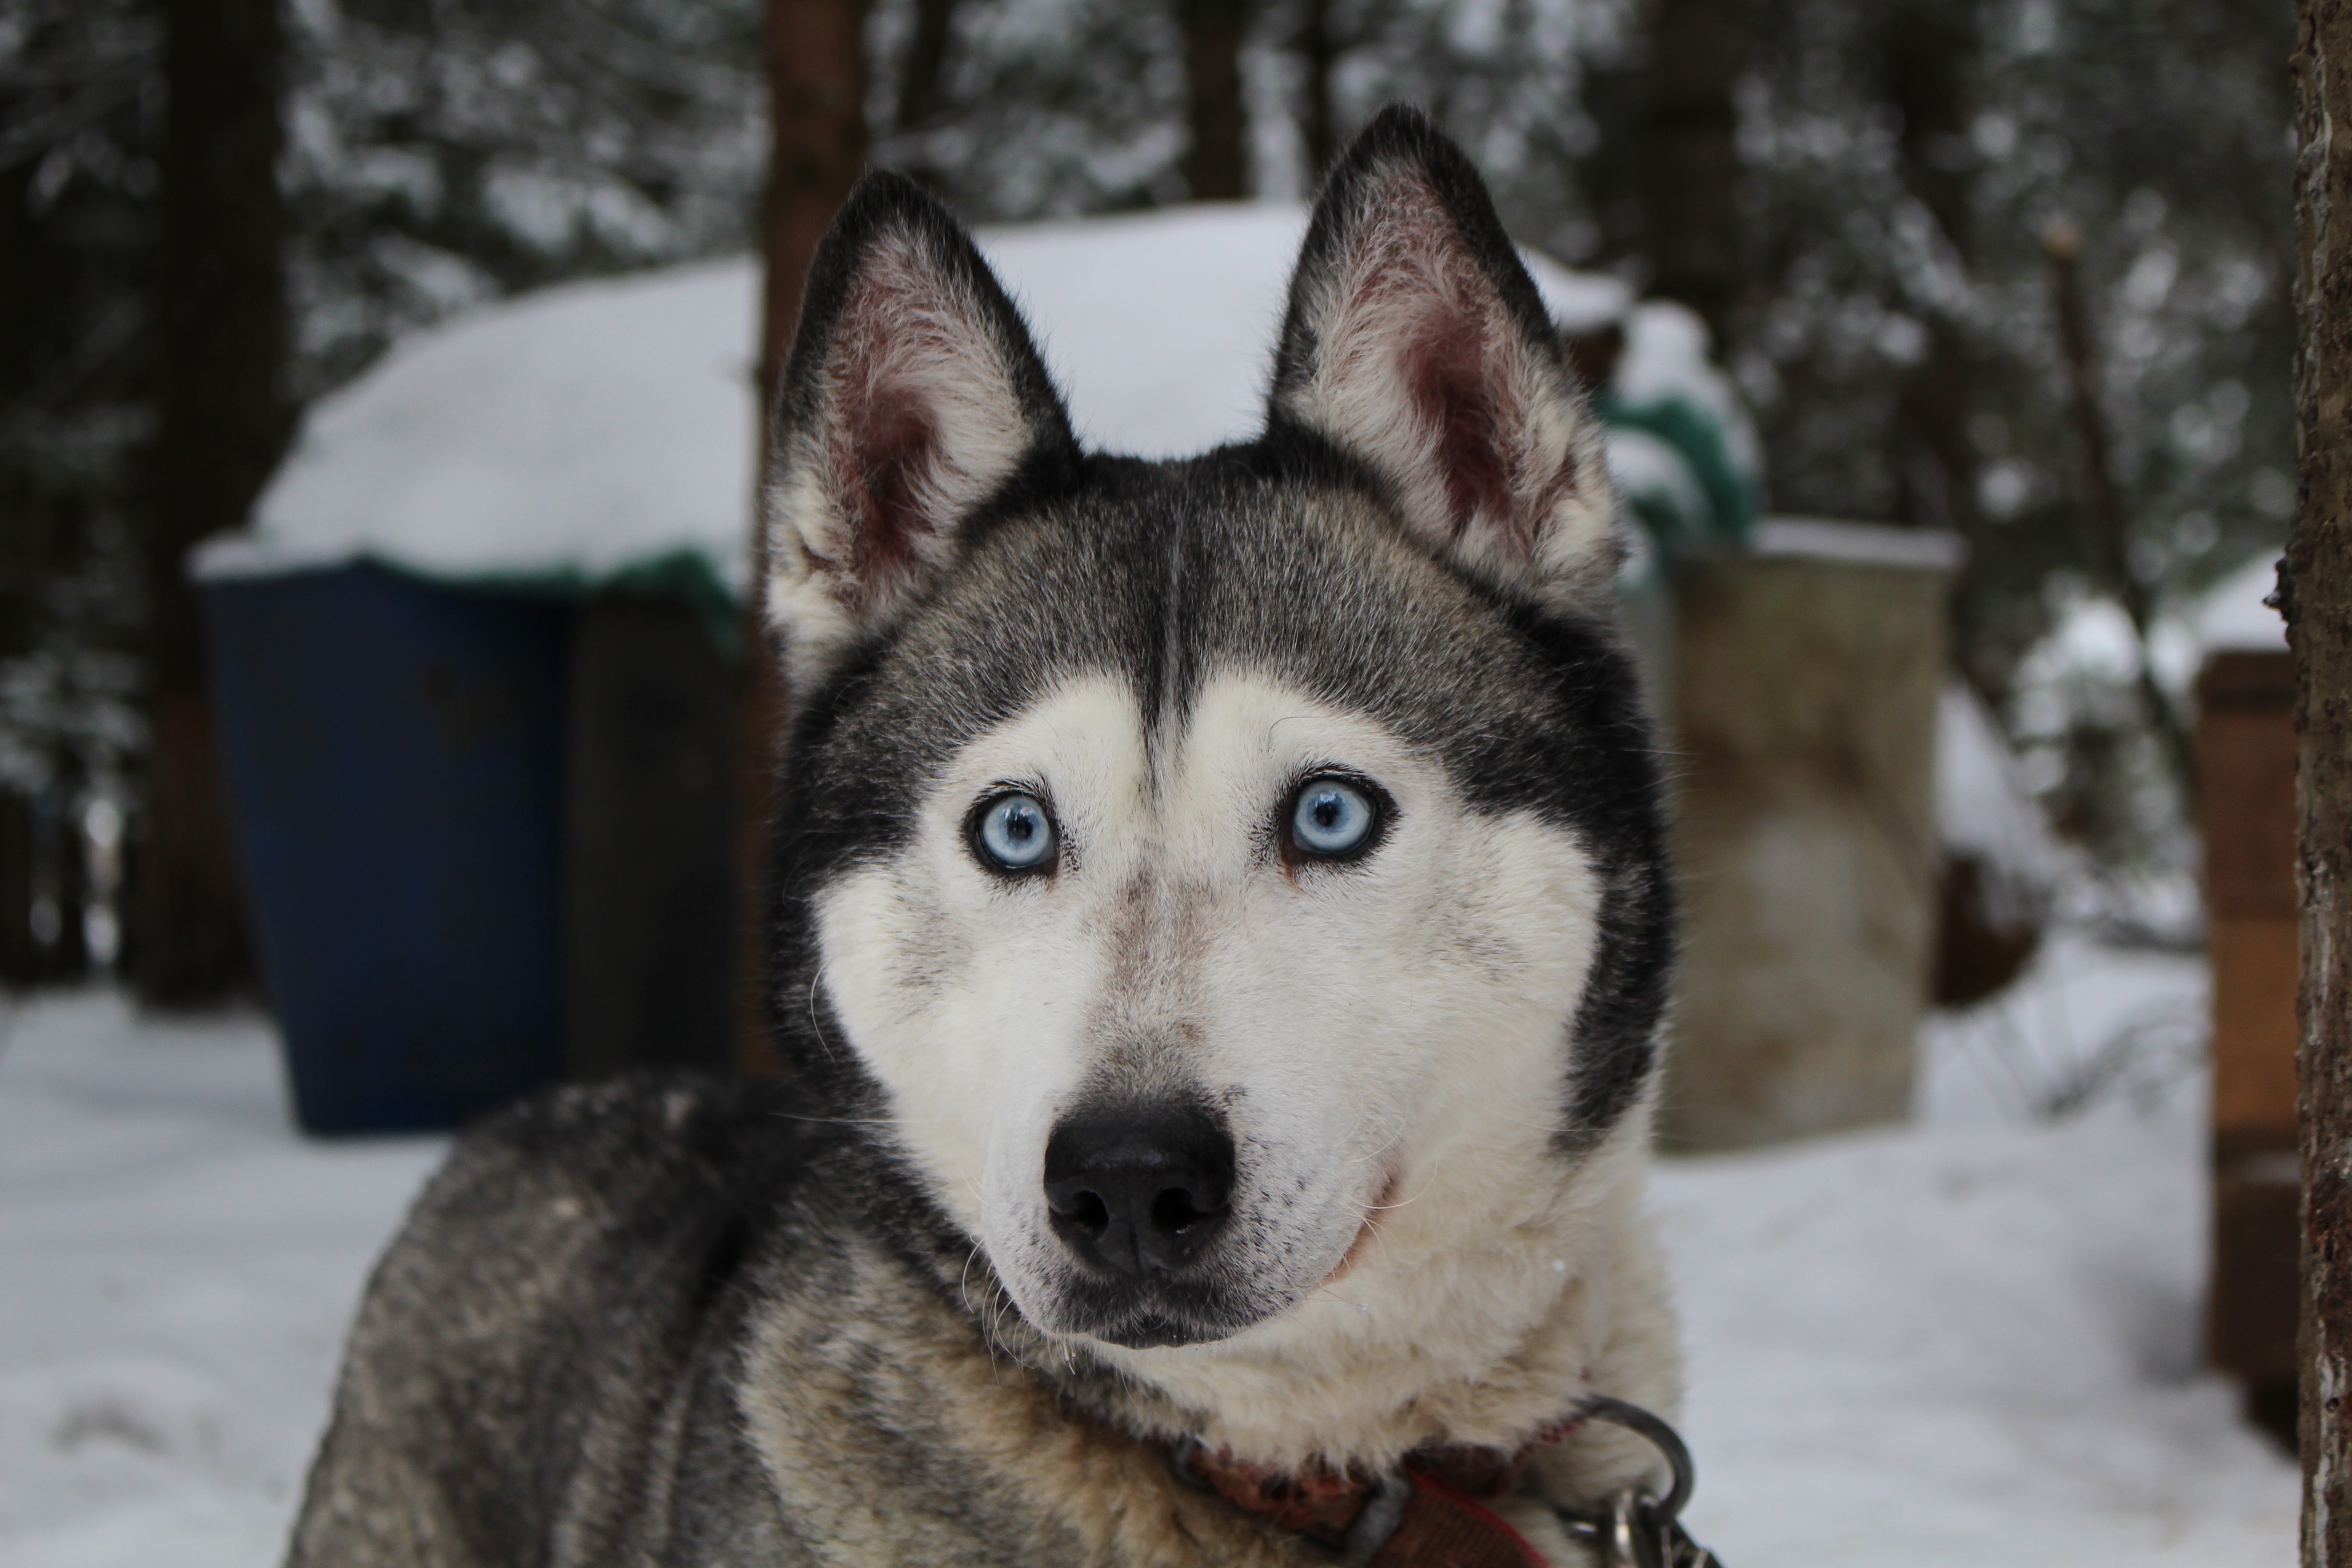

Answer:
[197,203,1755,601]
[198,257,761,597]
[2194,553,2287,653]
[1754,517,1966,572]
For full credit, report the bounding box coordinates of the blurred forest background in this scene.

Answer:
[0,0,2298,999]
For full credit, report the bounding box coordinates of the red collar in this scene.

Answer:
[1171,1418,1582,1567]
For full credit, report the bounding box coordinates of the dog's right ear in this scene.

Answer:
[764,173,1076,688]
[1267,107,1620,614]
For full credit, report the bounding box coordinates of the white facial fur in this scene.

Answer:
[813,667,1670,1464]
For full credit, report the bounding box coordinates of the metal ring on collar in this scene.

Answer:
[1566,1395,1695,1524]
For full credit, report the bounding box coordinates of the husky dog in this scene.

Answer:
[287,107,1683,1568]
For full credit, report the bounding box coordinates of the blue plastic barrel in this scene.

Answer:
[203,564,569,1134]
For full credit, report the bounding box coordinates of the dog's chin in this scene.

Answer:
[1019,1272,1274,1351]
[1078,1311,1238,1350]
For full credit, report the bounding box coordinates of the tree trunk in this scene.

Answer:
[1880,0,1978,535]
[743,0,866,1075]
[139,0,289,1006]
[895,0,959,134]
[1643,0,1747,344]
[0,792,34,984]
[2292,4,2352,1562]
[1179,0,1251,201]
[1294,0,1338,186]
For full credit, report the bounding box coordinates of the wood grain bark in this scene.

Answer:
[2294,4,2352,1562]
[741,0,867,1076]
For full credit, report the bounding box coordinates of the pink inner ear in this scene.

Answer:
[836,386,937,598]
[1405,319,1521,554]
[1324,173,1582,571]
[817,273,947,612]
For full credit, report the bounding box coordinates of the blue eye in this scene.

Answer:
[973,791,1056,872]
[1289,776,1379,859]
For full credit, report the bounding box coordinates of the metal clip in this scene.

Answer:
[1559,1489,1717,1568]
[1549,1397,1723,1568]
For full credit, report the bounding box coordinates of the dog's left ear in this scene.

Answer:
[765,172,1077,689]
[1269,107,1620,612]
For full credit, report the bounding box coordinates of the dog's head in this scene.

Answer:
[763,108,1670,1354]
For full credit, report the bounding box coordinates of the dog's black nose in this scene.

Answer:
[1043,1100,1235,1277]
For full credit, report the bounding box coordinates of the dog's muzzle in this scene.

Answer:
[1039,1096,1239,1345]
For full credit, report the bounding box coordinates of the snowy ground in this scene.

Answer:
[0,936,2299,1566]
[1666,936,2295,1563]
[0,1000,441,1568]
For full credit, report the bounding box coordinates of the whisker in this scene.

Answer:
[805,974,838,1064]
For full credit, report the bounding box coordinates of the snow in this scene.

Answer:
[1937,681,2066,917]
[194,205,1741,595]
[1662,931,2295,1564]
[1662,1111,2293,1565]
[196,258,762,597]
[2014,587,2202,705]
[0,996,442,1568]
[1614,299,1763,492]
[1751,516,1966,572]
[980,204,1627,460]
[0,939,2296,1567]
[2195,553,2287,653]
[1601,425,1710,546]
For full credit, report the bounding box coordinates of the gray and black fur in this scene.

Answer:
[286,106,1676,1567]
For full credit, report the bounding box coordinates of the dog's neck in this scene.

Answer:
[1052,1107,1681,1480]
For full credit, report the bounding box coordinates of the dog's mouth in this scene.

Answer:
[1085,1309,1230,1350]
[1045,1273,1259,1348]
[1024,1165,1406,1348]
[1319,1166,1403,1289]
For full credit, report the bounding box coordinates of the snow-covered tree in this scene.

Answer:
[283,0,766,395]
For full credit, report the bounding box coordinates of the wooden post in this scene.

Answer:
[2202,648,2303,1448]
[763,0,868,404]
[565,596,739,1079]
[2291,3,2352,1559]
[740,0,866,1075]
